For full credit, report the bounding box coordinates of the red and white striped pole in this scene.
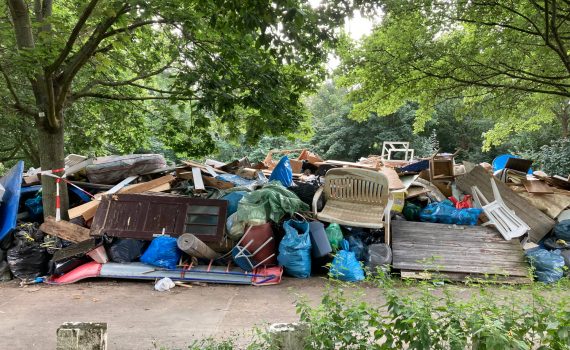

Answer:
[51,168,65,222]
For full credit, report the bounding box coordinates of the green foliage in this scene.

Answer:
[213,135,308,163]
[182,276,570,349]
[525,138,570,176]
[337,1,570,148]
[2,0,377,165]
[306,81,503,163]
[186,338,235,350]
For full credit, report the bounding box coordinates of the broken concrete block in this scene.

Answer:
[56,322,107,350]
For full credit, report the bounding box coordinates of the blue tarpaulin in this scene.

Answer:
[0,161,24,240]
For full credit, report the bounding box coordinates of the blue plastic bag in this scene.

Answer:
[25,195,43,221]
[269,156,293,187]
[419,200,482,225]
[221,191,247,218]
[277,219,311,278]
[140,236,181,270]
[554,220,570,241]
[330,240,365,282]
[347,235,367,261]
[525,248,565,283]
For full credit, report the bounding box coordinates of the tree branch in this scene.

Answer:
[81,58,175,91]
[0,65,36,117]
[70,92,196,102]
[55,3,130,112]
[47,0,100,73]
[101,19,169,39]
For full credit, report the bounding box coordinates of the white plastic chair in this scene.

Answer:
[471,178,529,240]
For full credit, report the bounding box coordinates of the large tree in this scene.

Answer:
[337,0,570,149]
[2,0,374,218]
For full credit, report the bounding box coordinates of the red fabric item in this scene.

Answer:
[449,195,473,209]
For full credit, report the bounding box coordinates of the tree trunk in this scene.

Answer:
[37,115,69,220]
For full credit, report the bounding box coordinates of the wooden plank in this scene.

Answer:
[391,220,529,281]
[400,271,530,284]
[192,167,205,191]
[320,160,377,169]
[148,183,170,192]
[381,166,405,190]
[68,201,100,220]
[521,179,553,194]
[181,160,228,174]
[394,261,528,276]
[405,187,430,199]
[106,175,139,195]
[393,253,527,267]
[39,216,91,243]
[202,176,234,189]
[120,174,175,194]
[204,165,219,178]
[455,166,555,242]
[393,240,521,251]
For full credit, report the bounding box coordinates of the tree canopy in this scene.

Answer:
[1,0,376,217]
[337,0,570,148]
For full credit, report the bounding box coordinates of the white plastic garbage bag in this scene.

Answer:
[154,277,175,292]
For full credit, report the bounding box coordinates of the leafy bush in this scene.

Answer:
[183,276,570,349]
[527,138,570,176]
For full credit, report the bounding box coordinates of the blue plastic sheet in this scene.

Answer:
[269,156,293,187]
[419,200,482,225]
[0,161,24,240]
[554,220,570,241]
[525,248,565,284]
[140,236,181,270]
[492,154,533,174]
[277,219,311,278]
[221,191,247,218]
[330,240,365,282]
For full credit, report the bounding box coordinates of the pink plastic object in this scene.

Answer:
[49,261,103,284]
[87,245,109,263]
[252,266,283,286]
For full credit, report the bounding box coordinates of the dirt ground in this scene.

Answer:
[0,277,386,350]
[2,276,568,349]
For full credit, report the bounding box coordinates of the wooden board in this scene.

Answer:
[521,179,553,194]
[380,166,405,190]
[400,271,530,284]
[455,166,555,242]
[39,216,91,243]
[192,167,205,191]
[202,176,234,189]
[120,174,175,194]
[319,160,378,169]
[405,187,430,199]
[391,221,530,283]
[513,187,570,219]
